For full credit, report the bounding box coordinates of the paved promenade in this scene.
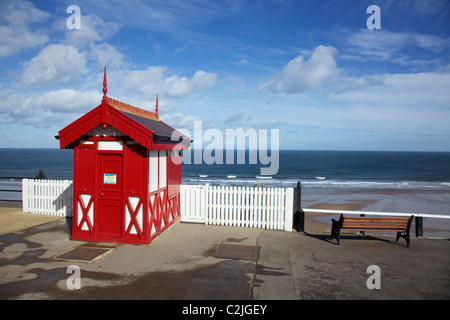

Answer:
[0,207,449,300]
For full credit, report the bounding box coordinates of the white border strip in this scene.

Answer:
[303,208,450,219]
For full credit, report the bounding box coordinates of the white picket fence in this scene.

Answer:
[180,184,294,231]
[22,179,73,217]
[20,179,295,231]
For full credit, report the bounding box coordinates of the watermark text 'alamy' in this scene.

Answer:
[175,121,279,176]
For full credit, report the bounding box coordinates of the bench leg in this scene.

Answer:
[330,220,336,240]
[396,231,410,248]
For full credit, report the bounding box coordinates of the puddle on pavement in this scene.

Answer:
[0,267,123,300]
[213,243,260,261]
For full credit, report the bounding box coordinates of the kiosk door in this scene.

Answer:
[97,154,122,238]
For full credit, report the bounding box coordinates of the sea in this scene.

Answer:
[1,148,450,190]
[182,149,450,191]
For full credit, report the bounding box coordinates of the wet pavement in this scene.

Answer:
[0,218,261,300]
[1,212,450,300]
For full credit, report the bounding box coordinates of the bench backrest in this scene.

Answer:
[341,216,412,231]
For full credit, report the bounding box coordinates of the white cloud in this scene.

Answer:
[89,42,128,69]
[8,6,125,88]
[0,25,49,57]
[22,90,101,128]
[63,14,121,48]
[224,113,250,125]
[0,88,101,128]
[164,71,217,98]
[0,0,49,27]
[84,0,242,39]
[265,45,339,94]
[285,69,450,135]
[346,29,450,63]
[122,66,166,98]
[333,71,450,112]
[333,75,385,94]
[20,44,87,87]
[31,89,101,113]
[0,86,18,123]
[122,67,217,99]
[159,112,203,131]
[0,0,50,57]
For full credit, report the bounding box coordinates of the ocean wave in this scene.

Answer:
[300,179,450,190]
[182,176,450,190]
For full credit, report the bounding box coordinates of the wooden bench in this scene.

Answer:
[331,214,414,247]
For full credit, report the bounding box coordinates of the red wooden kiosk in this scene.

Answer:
[58,68,190,244]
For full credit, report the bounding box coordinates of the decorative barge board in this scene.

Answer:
[57,67,190,244]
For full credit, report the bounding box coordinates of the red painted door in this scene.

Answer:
[97,154,122,238]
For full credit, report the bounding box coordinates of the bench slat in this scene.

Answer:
[342,227,406,231]
[344,220,409,224]
[343,217,409,230]
[343,221,408,224]
[343,226,407,230]
[344,218,409,222]
[344,217,409,222]
[343,222,408,227]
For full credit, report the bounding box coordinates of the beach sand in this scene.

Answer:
[302,201,372,234]
[0,207,63,235]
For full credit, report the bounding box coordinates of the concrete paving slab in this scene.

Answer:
[253,230,450,300]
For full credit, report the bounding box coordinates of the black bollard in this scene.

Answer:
[293,181,305,232]
[415,216,423,237]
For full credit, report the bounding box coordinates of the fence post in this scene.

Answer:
[284,187,294,231]
[68,180,74,217]
[22,179,29,212]
[63,180,73,217]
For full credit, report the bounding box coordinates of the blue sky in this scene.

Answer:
[0,0,449,151]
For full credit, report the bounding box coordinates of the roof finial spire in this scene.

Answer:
[102,66,108,101]
[155,93,159,119]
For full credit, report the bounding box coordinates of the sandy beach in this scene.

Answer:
[302,202,370,234]
[0,207,63,235]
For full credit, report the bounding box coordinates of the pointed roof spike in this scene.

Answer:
[155,93,159,119]
[102,66,108,100]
